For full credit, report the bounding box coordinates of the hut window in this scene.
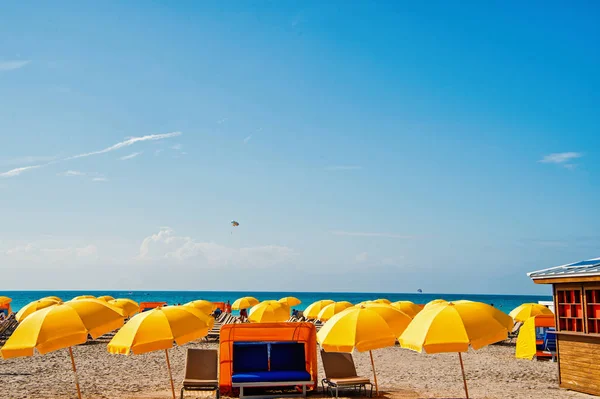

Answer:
[585,287,600,334]
[556,288,584,332]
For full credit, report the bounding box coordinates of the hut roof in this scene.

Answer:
[528,257,600,280]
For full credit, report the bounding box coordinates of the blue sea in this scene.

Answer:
[4,291,552,315]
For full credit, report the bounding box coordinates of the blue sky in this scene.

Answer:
[1,1,598,294]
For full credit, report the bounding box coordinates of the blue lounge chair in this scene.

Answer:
[543,329,557,362]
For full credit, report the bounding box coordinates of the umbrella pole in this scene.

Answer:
[165,349,176,399]
[68,347,82,399]
[458,352,469,399]
[369,350,379,396]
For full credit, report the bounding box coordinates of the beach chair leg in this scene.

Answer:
[302,384,306,397]
[240,385,244,399]
[180,387,184,399]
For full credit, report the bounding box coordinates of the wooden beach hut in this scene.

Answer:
[528,257,600,396]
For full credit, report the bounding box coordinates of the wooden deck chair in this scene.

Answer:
[181,348,219,399]
[320,350,372,398]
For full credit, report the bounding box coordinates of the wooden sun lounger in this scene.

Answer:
[181,348,219,399]
[321,350,373,398]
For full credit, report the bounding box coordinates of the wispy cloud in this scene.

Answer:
[92,177,108,182]
[0,60,30,71]
[539,152,582,166]
[0,132,181,178]
[331,231,413,239]
[325,166,362,171]
[217,118,228,124]
[155,149,163,156]
[243,135,253,144]
[58,170,85,177]
[171,144,183,151]
[0,165,45,177]
[66,132,180,161]
[119,152,142,161]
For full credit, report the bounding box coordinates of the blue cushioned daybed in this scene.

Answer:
[231,342,313,398]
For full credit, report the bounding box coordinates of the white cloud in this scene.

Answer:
[0,132,181,178]
[0,60,30,71]
[3,243,98,263]
[331,231,413,239]
[171,144,183,151]
[0,164,45,177]
[217,118,228,124]
[59,170,85,177]
[325,165,362,171]
[243,135,253,144]
[155,149,163,156]
[137,227,295,268]
[92,177,108,182]
[539,152,582,165]
[119,151,142,161]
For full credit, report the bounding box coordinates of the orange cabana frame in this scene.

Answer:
[219,322,318,396]
[138,301,167,312]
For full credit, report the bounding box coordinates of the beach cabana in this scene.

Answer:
[219,322,318,397]
[528,257,600,396]
[0,296,12,316]
[515,315,555,360]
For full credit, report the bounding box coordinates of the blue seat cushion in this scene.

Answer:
[232,371,312,383]
[233,343,269,373]
[270,342,306,371]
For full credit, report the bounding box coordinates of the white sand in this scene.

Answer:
[0,340,591,399]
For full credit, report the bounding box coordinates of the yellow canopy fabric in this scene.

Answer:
[278,296,301,307]
[304,299,335,319]
[97,295,116,302]
[249,300,290,323]
[515,317,537,360]
[509,303,553,322]
[391,301,422,318]
[317,301,353,322]
[107,306,214,355]
[109,299,140,318]
[72,295,96,300]
[2,299,125,358]
[184,300,216,314]
[399,301,511,353]
[15,298,60,322]
[0,296,12,306]
[40,296,62,302]
[231,296,259,310]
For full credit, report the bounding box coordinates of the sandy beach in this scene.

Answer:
[0,339,590,399]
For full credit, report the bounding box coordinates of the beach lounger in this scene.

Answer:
[320,350,373,398]
[543,329,557,362]
[181,348,220,399]
[508,321,523,342]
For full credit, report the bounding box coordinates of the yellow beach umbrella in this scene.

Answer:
[72,295,96,300]
[232,296,260,310]
[278,296,302,307]
[97,295,115,302]
[423,299,447,309]
[399,301,513,398]
[41,296,62,302]
[318,303,412,395]
[184,299,216,314]
[509,303,553,322]
[108,305,214,399]
[1,299,125,399]
[373,298,392,304]
[317,301,353,322]
[391,301,422,318]
[249,300,290,323]
[109,298,140,318]
[15,298,61,322]
[304,299,335,319]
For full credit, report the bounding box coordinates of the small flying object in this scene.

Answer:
[231,220,239,227]
[417,288,423,293]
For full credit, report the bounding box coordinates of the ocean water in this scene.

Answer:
[3,291,552,315]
